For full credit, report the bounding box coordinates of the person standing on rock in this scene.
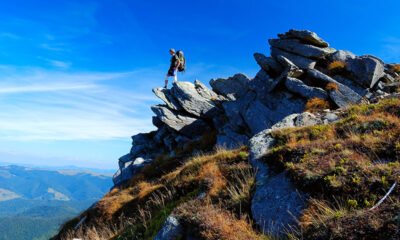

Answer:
[165,48,180,88]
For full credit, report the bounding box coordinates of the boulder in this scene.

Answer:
[249,112,323,236]
[253,52,283,74]
[210,73,250,100]
[243,100,274,135]
[194,80,220,100]
[152,88,182,111]
[328,50,356,62]
[278,29,329,48]
[271,47,316,69]
[171,81,217,118]
[285,77,329,99]
[307,69,362,107]
[269,39,335,59]
[249,69,281,94]
[333,76,368,96]
[346,55,385,88]
[216,126,249,149]
[151,105,210,138]
[275,55,304,78]
[222,91,256,132]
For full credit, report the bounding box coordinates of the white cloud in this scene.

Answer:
[0,66,159,141]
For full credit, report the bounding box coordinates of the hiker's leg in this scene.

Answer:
[173,69,178,83]
[164,75,169,88]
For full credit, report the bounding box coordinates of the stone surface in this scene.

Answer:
[151,105,209,137]
[249,69,281,94]
[154,216,183,240]
[346,55,385,88]
[194,79,220,100]
[285,77,329,99]
[153,88,182,111]
[271,47,316,69]
[333,76,368,96]
[307,69,362,107]
[278,29,329,48]
[244,100,274,135]
[249,112,323,236]
[269,38,335,59]
[171,81,217,118]
[210,73,250,100]
[216,126,249,149]
[328,50,356,62]
[254,52,283,74]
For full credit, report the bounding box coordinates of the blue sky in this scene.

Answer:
[0,0,399,170]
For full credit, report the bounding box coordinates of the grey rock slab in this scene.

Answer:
[333,76,368,96]
[249,69,282,94]
[171,81,217,118]
[249,112,322,236]
[194,79,220,100]
[216,126,249,149]
[278,29,329,48]
[151,105,209,137]
[328,50,356,62]
[153,88,182,111]
[254,52,283,74]
[244,99,275,135]
[271,47,316,69]
[307,69,362,107]
[210,73,250,100]
[269,38,335,59]
[346,55,385,88]
[285,77,329,99]
[154,215,183,240]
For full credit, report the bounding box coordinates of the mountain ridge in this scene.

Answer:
[54,29,400,240]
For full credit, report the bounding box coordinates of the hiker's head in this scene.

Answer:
[169,48,176,55]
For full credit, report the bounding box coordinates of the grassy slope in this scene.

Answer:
[264,97,400,239]
[56,97,400,240]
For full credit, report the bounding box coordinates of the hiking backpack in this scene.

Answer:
[176,50,186,72]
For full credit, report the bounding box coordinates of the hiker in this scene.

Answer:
[165,48,186,88]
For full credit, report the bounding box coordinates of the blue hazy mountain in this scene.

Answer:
[0,165,112,240]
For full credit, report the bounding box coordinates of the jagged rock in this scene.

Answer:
[275,55,304,78]
[216,126,249,149]
[328,50,356,62]
[171,82,217,118]
[194,80,220,100]
[154,216,183,240]
[249,112,322,236]
[269,39,335,59]
[254,53,283,74]
[222,91,256,132]
[153,88,182,111]
[271,47,316,69]
[249,69,281,94]
[278,29,329,48]
[154,126,169,145]
[333,76,368,96]
[151,105,209,138]
[307,69,362,107]
[210,74,250,100]
[244,100,275,135]
[114,156,153,186]
[382,73,396,83]
[346,55,385,88]
[285,77,329,99]
[257,90,306,124]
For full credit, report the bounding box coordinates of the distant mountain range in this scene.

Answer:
[0,165,112,240]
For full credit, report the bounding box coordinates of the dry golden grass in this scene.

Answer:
[176,200,268,240]
[199,161,227,197]
[391,64,400,73]
[325,82,339,91]
[305,98,330,112]
[327,60,346,71]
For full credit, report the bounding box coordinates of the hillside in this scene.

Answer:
[0,166,112,240]
[54,30,400,240]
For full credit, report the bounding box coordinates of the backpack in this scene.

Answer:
[176,50,186,72]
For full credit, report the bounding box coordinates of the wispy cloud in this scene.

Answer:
[0,66,159,141]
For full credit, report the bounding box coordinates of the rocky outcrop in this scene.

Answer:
[112,28,399,236]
